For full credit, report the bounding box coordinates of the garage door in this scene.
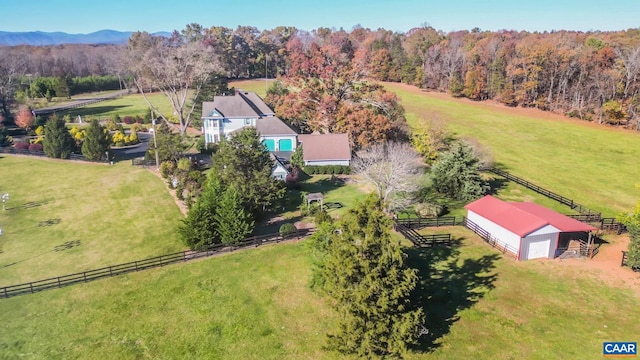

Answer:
[279,139,293,151]
[527,239,550,259]
[263,139,275,151]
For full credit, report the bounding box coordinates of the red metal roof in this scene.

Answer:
[509,202,598,233]
[465,195,596,237]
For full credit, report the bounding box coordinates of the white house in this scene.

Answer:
[297,133,351,166]
[202,91,274,145]
[465,195,597,260]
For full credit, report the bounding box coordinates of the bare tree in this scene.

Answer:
[126,31,220,135]
[352,141,422,211]
[0,51,26,119]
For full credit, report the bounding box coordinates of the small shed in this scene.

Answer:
[465,195,597,260]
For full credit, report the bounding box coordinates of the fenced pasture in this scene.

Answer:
[0,156,184,285]
[383,82,640,216]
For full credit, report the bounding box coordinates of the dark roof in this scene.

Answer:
[298,133,351,161]
[256,117,297,136]
[465,195,596,237]
[239,91,274,116]
[202,91,274,119]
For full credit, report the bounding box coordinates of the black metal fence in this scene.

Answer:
[488,168,601,219]
[0,228,315,299]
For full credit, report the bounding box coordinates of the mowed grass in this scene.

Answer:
[383,82,640,216]
[0,242,338,360]
[64,92,174,119]
[0,156,184,285]
[1,230,638,359]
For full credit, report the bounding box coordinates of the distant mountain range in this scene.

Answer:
[0,30,172,46]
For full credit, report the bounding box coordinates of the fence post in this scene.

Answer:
[621,251,626,267]
[83,273,87,282]
[30,283,34,293]
[3,287,6,298]
[57,277,61,287]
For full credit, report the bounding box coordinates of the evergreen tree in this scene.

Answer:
[148,122,186,163]
[81,119,111,161]
[290,145,304,168]
[178,175,223,250]
[211,127,285,217]
[215,185,254,245]
[430,142,489,201]
[618,201,640,269]
[43,115,75,159]
[317,195,424,358]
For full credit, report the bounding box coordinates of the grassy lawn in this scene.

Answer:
[384,83,640,216]
[1,230,638,359]
[0,156,184,285]
[62,92,174,120]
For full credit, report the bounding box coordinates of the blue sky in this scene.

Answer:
[3,0,639,34]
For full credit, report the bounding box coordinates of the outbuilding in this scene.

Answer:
[464,195,597,260]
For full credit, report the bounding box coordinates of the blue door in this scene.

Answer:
[263,139,275,151]
[279,139,293,151]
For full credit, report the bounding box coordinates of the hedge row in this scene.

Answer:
[304,165,351,175]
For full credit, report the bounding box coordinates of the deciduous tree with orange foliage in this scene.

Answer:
[14,106,34,129]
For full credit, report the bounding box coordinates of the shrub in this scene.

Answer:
[303,165,350,175]
[28,143,43,152]
[314,209,332,225]
[414,202,447,217]
[122,116,135,125]
[279,223,297,237]
[160,161,176,179]
[14,141,29,150]
[130,123,144,133]
[135,115,144,124]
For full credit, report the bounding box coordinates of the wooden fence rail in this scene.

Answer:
[0,147,105,163]
[32,90,128,116]
[394,216,461,229]
[394,223,453,248]
[488,168,601,219]
[462,217,519,260]
[0,228,315,299]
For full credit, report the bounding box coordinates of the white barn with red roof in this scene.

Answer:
[465,195,597,260]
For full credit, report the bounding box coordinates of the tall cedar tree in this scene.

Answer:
[429,142,489,201]
[315,195,424,358]
[178,175,223,250]
[81,119,111,161]
[211,127,285,217]
[618,201,640,269]
[43,116,75,159]
[215,185,254,245]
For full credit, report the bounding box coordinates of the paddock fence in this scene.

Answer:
[462,217,519,260]
[0,228,315,299]
[488,168,601,220]
[394,223,453,248]
[394,216,462,230]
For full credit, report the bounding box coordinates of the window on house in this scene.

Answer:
[244,119,251,125]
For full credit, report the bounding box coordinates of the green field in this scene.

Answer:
[383,83,640,216]
[2,80,639,359]
[1,230,638,359]
[63,92,174,120]
[0,156,184,285]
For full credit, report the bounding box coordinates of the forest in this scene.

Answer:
[1,24,639,128]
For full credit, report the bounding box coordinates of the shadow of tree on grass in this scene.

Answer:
[405,241,500,352]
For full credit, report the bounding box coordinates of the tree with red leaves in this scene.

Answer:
[14,106,35,129]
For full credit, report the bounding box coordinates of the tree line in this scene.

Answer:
[3,25,640,128]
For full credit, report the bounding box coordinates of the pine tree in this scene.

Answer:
[211,127,285,217]
[178,175,223,250]
[318,195,424,358]
[81,119,111,161]
[215,185,254,245]
[42,115,75,159]
[430,142,489,201]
